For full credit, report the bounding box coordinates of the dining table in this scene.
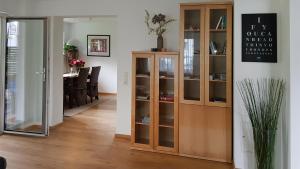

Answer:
[63,72,79,78]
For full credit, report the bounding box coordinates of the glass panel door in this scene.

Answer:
[181,8,204,105]
[156,55,178,150]
[206,8,228,106]
[4,18,48,135]
[134,56,153,145]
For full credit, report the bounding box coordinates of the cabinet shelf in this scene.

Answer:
[184,78,200,81]
[210,29,226,32]
[135,121,150,126]
[159,100,174,104]
[136,99,150,102]
[136,75,150,78]
[209,80,227,83]
[159,77,175,80]
[159,120,174,128]
[184,29,200,32]
[210,54,226,57]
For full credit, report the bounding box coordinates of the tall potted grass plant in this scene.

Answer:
[238,78,285,169]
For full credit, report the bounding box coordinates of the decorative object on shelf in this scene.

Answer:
[215,16,226,29]
[87,35,110,57]
[151,48,159,52]
[238,78,285,169]
[136,95,150,100]
[64,43,78,67]
[145,10,175,51]
[209,41,218,55]
[141,116,150,124]
[242,14,277,62]
[69,59,85,73]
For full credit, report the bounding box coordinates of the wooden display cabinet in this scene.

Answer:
[131,52,179,153]
[179,3,232,163]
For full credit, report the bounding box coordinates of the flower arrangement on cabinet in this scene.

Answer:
[145,10,175,51]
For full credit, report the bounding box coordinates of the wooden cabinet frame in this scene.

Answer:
[179,4,233,107]
[204,4,233,107]
[131,52,179,153]
[179,5,206,105]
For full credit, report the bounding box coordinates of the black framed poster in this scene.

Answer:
[242,13,277,62]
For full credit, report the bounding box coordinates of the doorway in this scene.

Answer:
[62,16,118,116]
[1,18,48,136]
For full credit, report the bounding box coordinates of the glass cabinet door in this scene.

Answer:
[180,7,205,105]
[205,6,232,107]
[155,55,178,151]
[132,54,154,147]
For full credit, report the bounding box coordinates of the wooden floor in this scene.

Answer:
[0,95,233,169]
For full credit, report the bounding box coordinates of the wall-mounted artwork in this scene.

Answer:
[242,13,277,62]
[87,35,110,57]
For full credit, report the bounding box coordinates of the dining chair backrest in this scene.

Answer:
[0,156,6,169]
[76,67,90,89]
[90,66,101,84]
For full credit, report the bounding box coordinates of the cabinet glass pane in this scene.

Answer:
[208,9,227,103]
[158,57,175,148]
[135,58,151,144]
[183,10,201,101]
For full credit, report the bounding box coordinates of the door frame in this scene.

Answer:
[1,17,49,137]
[0,13,8,136]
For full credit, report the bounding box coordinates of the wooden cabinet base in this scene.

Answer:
[179,104,232,163]
[131,145,231,163]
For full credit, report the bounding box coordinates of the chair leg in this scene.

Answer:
[96,95,99,100]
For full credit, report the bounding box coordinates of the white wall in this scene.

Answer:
[48,16,64,127]
[289,0,300,168]
[64,17,118,93]
[233,0,289,169]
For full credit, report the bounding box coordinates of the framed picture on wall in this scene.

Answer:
[87,35,110,57]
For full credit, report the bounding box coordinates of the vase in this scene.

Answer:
[70,67,77,73]
[157,35,163,51]
[252,128,277,169]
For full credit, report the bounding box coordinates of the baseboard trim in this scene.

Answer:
[115,134,131,140]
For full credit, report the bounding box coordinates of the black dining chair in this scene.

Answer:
[0,156,6,169]
[64,76,74,108]
[87,66,101,103]
[72,67,90,106]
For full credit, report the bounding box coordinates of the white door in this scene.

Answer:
[3,18,48,136]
